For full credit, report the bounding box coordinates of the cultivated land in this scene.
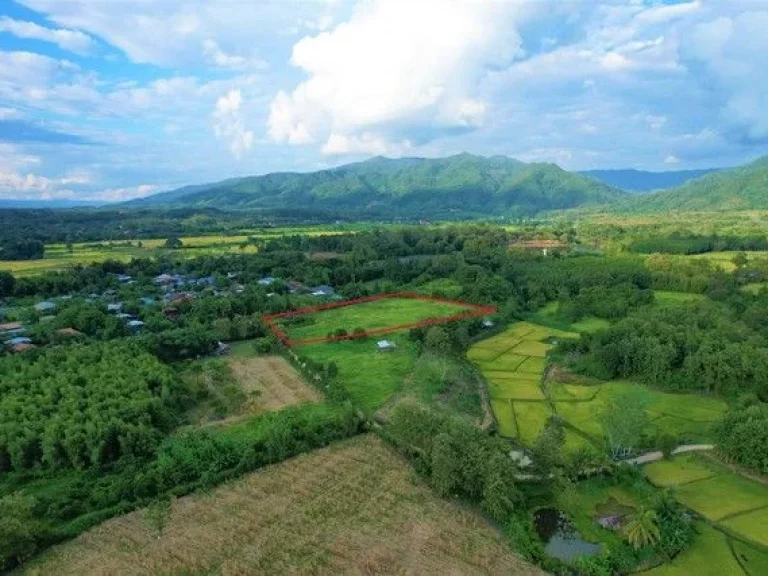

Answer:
[23,435,541,576]
[644,454,768,554]
[0,228,347,276]
[469,321,727,452]
[227,355,322,415]
[274,295,480,343]
[468,321,579,444]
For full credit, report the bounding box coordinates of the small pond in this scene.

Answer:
[534,507,602,562]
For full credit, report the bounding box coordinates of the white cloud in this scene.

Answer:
[269,0,530,155]
[0,16,94,54]
[202,39,266,71]
[664,154,680,165]
[212,89,254,158]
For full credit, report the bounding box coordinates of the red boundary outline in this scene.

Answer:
[263,292,497,346]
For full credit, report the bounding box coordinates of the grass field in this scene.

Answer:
[23,435,540,576]
[469,321,578,444]
[277,296,475,342]
[686,251,768,272]
[527,302,611,334]
[299,332,420,411]
[644,454,768,550]
[654,290,707,305]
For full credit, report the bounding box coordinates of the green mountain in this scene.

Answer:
[624,155,768,213]
[130,153,623,217]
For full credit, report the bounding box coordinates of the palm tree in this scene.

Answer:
[623,507,661,550]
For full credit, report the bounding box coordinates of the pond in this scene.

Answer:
[534,507,603,562]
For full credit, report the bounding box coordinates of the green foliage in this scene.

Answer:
[625,155,768,213]
[598,386,650,459]
[0,493,42,571]
[164,236,183,249]
[0,341,179,473]
[716,396,768,474]
[623,507,660,549]
[385,404,522,523]
[131,154,624,217]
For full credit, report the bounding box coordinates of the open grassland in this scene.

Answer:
[278,296,475,342]
[644,454,768,549]
[299,333,419,411]
[468,321,577,444]
[686,250,768,272]
[732,539,768,576]
[22,435,540,576]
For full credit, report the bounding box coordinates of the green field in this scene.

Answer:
[527,301,611,334]
[644,454,768,549]
[647,523,745,576]
[552,381,726,445]
[469,321,577,444]
[654,290,707,305]
[0,228,348,277]
[279,297,474,342]
[298,332,419,411]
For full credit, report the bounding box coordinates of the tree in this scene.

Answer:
[0,271,14,298]
[425,326,451,355]
[531,416,565,474]
[143,496,173,537]
[732,252,749,269]
[599,387,650,459]
[622,507,660,549]
[0,493,41,570]
[165,236,183,250]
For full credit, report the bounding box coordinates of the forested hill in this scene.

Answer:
[582,168,718,193]
[128,153,624,217]
[623,155,768,213]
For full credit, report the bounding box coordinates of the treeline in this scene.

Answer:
[0,208,347,246]
[1,403,363,571]
[629,233,768,255]
[0,239,45,261]
[716,397,768,474]
[568,302,768,399]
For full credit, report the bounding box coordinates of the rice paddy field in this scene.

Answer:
[22,435,541,576]
[469,322,727,451]
[276,296,476,342]
[468,321,580,446]
[644,454,768,551]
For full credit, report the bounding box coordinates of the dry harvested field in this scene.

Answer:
[229,355,322,414]
[23,435,541,576]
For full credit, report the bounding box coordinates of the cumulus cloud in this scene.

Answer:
[269,0,530,155]
[0,16,94,55]
[213,89,254,158]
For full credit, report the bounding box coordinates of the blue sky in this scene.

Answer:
[0,0,767,201]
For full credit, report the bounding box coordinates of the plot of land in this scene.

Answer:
[272,294,485,343]
[644,454,768,550]
[527,301,611,334]
[24,435,541,576]
[647,523,745,576]
[228,356,322,414]
[469,321,578,444]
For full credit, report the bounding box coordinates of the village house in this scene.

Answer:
[258,276,276,286]
[9,342,36,353]
[106,302,123,313]
[6,336,32,346]
[0,321,24,335]
[34,301,56,313]
[57,328,84,338]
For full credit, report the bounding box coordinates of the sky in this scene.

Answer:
[0,0,767,202]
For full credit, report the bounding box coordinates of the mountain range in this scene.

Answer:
[128,153,624,217]
[124,152,768,217]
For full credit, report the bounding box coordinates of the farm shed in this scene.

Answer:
[376,340,397,352]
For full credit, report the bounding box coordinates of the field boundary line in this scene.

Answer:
[263,292,496,346]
